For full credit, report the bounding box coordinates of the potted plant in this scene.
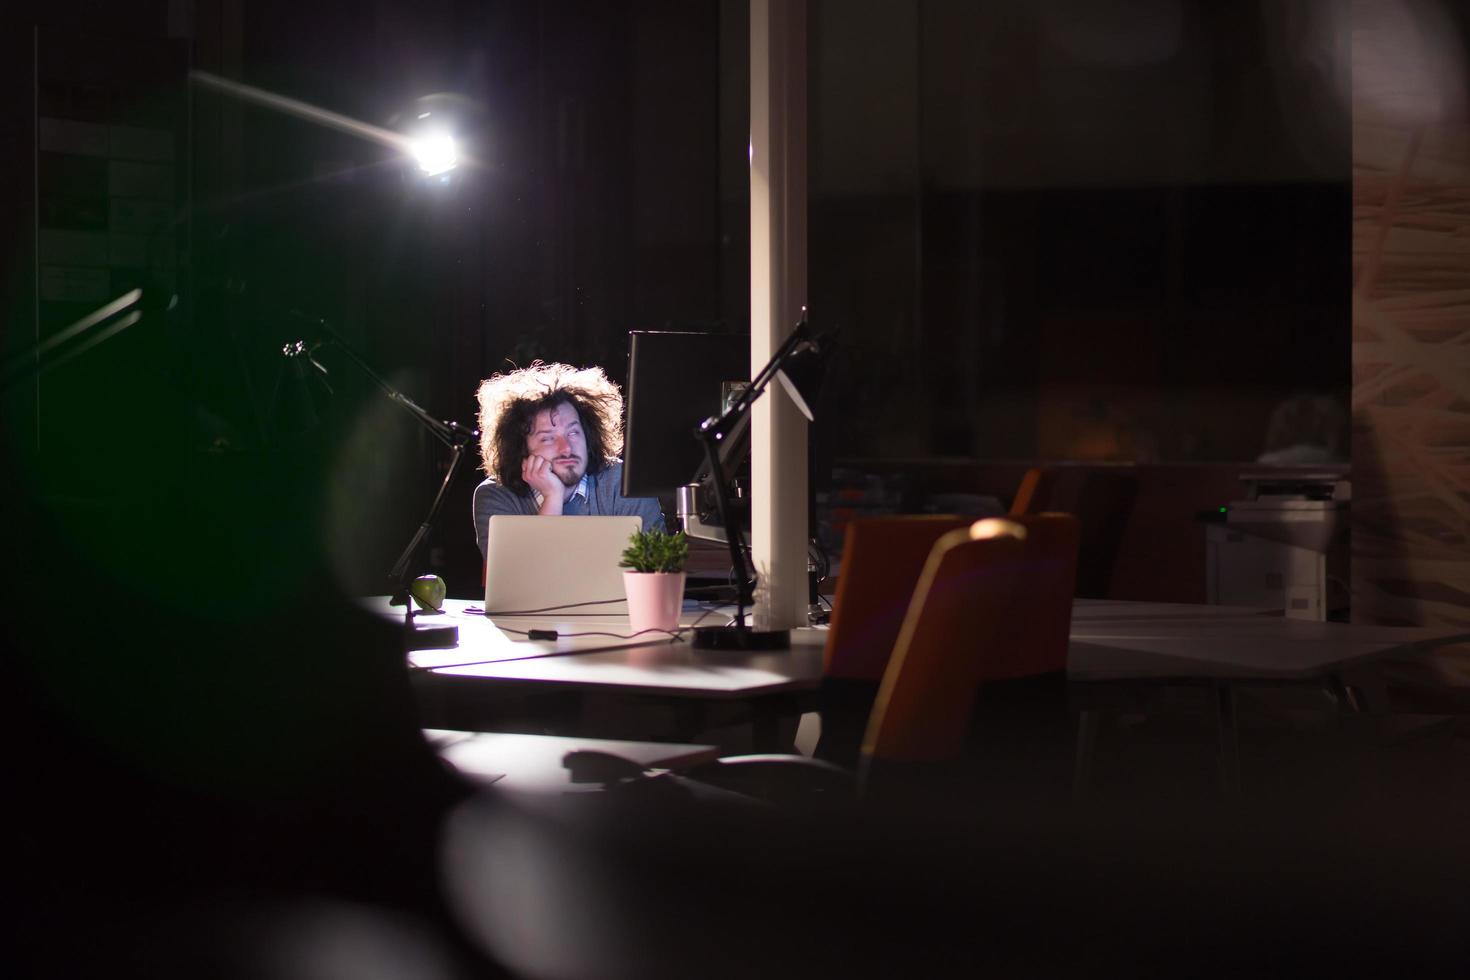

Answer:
[620,528,689,634]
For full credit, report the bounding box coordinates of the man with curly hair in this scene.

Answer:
[472,362,665,558]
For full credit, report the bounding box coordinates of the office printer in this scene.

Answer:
[1205,471,1350,621]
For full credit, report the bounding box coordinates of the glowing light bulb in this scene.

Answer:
[412,131,458,176]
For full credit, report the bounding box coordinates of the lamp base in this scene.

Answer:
[404,623,460,651]
[691,625,791,650]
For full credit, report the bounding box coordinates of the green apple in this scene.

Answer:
[409,574,447,612]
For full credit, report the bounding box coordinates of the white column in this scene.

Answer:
[750,0,808,630]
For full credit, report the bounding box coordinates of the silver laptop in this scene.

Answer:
[483,515,642,616]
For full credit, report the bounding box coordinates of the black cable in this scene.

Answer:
[468,591,733,614]
[506,602,724,642]
[505,626,681,641]
[808,535,830,583]
[409,645,644,672]
[467,596,631,616]
[409,602,730,672]
[678,602,725,635]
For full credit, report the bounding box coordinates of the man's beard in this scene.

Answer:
[555,460,583,487]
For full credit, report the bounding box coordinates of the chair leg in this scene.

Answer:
[1073,709,1102,800]
[1326,672,1387,787]
[750,696,800,753]
[1215,683,1241,796]
[1328,674,1365,715]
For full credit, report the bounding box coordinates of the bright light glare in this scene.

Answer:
[412,132,459,176]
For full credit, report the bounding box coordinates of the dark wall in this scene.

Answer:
[5,0,1355,603]
[5,1,738,598]
[807,0,1352,467]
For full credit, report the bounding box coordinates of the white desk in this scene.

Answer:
[366,598,828,699]
[1069,602,1469,682]
[1071,599,1276,621]
[376,598,825,751]
[378,597,1470,786]
[1066,600,1470,793]
[380,597,1467,691]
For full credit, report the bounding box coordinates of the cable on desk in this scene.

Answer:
[498,602,726,642]
[476,596,631,616]
[501,625,680,642]
[409,603,730,672]
[674,602,724,636]
[409,645,643,672]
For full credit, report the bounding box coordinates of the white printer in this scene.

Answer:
[1205,471,1350,621]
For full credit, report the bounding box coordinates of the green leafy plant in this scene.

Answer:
[620,528,689,574]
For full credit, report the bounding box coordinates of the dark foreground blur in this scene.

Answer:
[439,778,1470,980]
[4,397,1468,979]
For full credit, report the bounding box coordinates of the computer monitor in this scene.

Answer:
[622,330,750,499]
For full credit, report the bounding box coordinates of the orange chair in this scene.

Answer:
[863,513,1081,766]
[688,514,1080,805]
[1008,466,1057,516]
[823,515,976,682]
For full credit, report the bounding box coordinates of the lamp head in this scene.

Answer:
[390,92,484,182]
[774,323,832,422]
[410,130,459,176]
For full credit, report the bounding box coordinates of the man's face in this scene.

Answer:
[526,401,588,488]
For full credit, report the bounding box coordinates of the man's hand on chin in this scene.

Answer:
[524,455,566,515]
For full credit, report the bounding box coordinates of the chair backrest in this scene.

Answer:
[1008,466,1057,516]
[823,515,976,681]
[861,513,1081,765]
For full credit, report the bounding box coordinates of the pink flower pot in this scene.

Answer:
[623,570,686,635]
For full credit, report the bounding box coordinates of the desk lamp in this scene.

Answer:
[691,311,830,650]
[284,315,478,648]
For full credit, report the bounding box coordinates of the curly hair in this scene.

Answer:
[476,362,625,494]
